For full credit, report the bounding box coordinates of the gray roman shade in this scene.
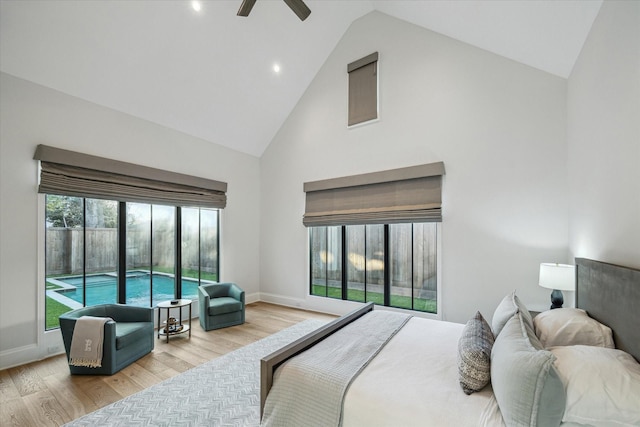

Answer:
[34,144,227,208]
[348,52,378,126]
[303,162,444,227]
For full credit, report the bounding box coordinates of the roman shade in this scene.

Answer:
[348,52,378,126]
[303,162,444,227]
[34,145,227,208]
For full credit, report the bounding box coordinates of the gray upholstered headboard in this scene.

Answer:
[575,258,640,362]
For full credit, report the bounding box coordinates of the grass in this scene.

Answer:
[311,284,437,313]
[46,297,73,330]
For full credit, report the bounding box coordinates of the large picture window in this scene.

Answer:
[309,223,438,313]
[36,145,226,330]
[304,163,444,314]
[44,195,219,330]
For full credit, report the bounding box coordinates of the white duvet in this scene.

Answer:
[342,316,505,427]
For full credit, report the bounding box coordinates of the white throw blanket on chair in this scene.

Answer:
[69,315,112,368]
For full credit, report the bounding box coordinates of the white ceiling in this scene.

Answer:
[0,0,602,157]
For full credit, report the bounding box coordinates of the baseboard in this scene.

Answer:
[256,292,305,309]
[245,292,260,304]
[258,292,363,316]
[0,344,42,370]
[258,292,441,320]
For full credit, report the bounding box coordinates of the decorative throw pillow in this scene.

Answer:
[458,311,495,394]
[551,345,640,427]
[491,313,566,427]
[492,290,533,337]
[533,308,615,349]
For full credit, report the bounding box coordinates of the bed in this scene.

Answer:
[260,258,640,426]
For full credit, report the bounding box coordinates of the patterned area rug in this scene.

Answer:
[64,319,325,427]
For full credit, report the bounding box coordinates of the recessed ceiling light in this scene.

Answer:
[191,1,202,12]
[273,64,281,74]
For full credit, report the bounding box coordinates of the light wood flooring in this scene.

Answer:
[0,302,336,427]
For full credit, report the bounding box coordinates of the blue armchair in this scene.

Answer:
[59,304,154,375]
[198,283,245,331]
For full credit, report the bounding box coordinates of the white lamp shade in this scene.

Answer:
[539,263,575,291]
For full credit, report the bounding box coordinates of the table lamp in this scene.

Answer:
[539,263,575,309]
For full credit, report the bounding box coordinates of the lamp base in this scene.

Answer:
[550,289,564,309]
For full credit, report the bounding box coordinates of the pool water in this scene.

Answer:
[53,273,202,307]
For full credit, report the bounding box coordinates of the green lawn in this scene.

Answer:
[311,284,436,313]
[46,297,73,330]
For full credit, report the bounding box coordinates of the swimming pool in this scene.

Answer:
[49,272,204,307]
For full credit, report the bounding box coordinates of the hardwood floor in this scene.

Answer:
[0,302,336,427]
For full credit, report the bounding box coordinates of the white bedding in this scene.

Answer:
[342,316,505,427]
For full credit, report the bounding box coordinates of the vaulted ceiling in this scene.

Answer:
[0,1,602,157]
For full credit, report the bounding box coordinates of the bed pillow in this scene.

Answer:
[457,311,494,394]
[551,345,640,427]
[491,313,565,427]
[533,308,614,349]
[491,290,534,337]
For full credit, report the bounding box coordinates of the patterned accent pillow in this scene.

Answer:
[458,311,495,394]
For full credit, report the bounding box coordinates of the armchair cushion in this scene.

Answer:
[115,321,153,350]
[208,297,243,316]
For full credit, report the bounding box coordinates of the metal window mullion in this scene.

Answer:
[117,202,126,304]
[175,207,182,300]
[340,225,349,300]
[149,205,154,307]
[363,225,367,303]
[82,198,87,307]
[216,210,220,282]
[383,224,390,307]
[325,228,329,297]
[411,223,415,311]
[308,229,313,295]
[198,209,202,286]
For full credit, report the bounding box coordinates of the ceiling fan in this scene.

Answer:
[237,0,311,21]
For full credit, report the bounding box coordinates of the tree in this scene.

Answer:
[45,195,83,228]
[45,195,118,228]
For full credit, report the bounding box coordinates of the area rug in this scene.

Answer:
[64,319,326,427]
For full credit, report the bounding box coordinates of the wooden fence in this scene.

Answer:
[46,228,217,276]
[310,224,437,291]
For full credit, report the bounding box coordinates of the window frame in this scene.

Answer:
[308,222,442,318]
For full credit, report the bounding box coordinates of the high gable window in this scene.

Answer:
[348,52,379,126]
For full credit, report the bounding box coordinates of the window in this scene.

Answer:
[180,207,219,301]
[44,195,219,330]
[309,223,438,313]
[36,145,227,330]
[304,163,444,314]
[348,52,379,126]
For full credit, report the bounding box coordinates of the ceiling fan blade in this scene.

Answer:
[237,0,257,17]
[283,0,311,21]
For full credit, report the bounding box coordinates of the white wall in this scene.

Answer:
[0,73,261,368]
[567,0,640,268]
[259,12,569,323]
